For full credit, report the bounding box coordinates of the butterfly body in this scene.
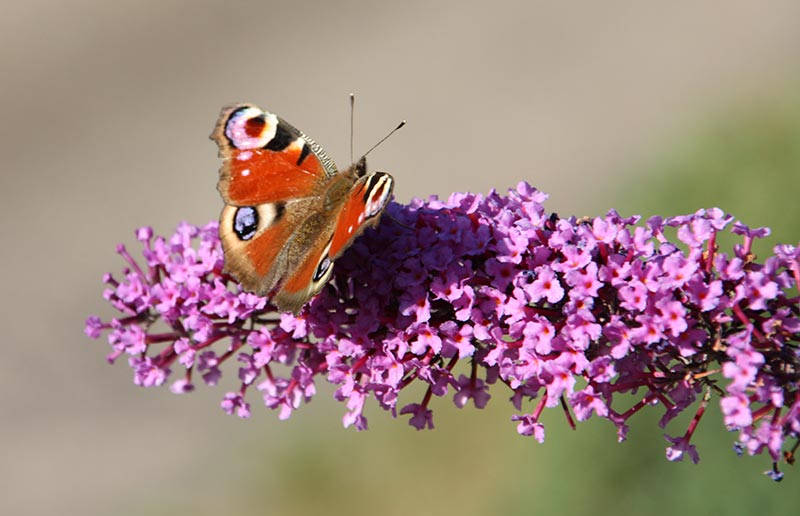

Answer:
[211,104,394,314]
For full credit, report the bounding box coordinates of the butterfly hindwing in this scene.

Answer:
[219,199,315,296]
[273,212,338,313]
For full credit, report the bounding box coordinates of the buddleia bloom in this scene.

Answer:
[85,182,800,479]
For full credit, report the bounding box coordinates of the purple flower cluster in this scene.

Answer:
[85,182,800,478]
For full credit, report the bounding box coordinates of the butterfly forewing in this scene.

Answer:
[329,172,394,259]
[212,104,337,206]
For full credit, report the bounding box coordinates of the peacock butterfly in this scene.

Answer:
[210,103,395,314]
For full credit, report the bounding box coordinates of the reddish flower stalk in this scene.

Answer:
[85,182,800,478]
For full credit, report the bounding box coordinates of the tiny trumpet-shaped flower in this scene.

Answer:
[86,183,800,478]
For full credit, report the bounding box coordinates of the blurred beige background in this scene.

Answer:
[3,1,800,515]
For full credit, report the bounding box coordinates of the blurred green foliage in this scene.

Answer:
[621,86,800,260]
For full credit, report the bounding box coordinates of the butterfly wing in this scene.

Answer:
[211,104,338,206]
[218,198,317,297]
[212,104,337,297]
[328,171,394,259]
[272,169,395,313]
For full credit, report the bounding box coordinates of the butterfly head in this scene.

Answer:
[353,156,367,178]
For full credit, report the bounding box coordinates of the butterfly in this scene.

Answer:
[210,103,395,314]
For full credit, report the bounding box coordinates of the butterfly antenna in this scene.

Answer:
[349,93,355,163]
[362,119,406,158]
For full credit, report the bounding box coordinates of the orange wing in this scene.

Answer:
[329,172,394,259]
[211,104,338,205]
